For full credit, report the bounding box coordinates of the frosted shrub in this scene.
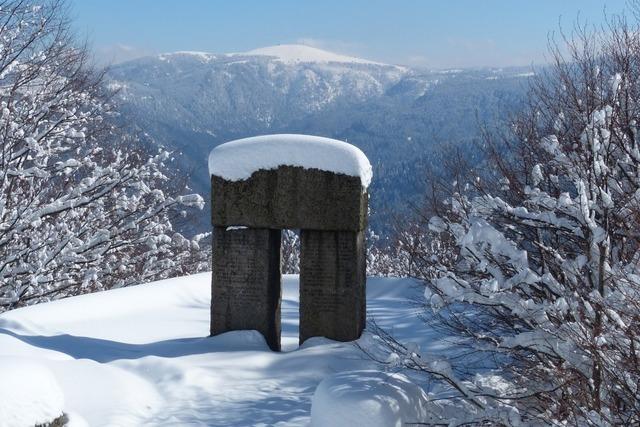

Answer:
[0,1,207,310]
[377,11,640,426]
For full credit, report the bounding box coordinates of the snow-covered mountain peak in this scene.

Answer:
[236,44,386,66]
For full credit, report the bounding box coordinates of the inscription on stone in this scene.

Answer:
[299,230,365,344]
[210,226,281,351]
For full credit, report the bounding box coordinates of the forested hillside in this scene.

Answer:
[106,46,530,232]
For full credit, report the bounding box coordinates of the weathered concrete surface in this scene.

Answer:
[211,166,368,231]
[299,230,366,344]
[210,226,282,351]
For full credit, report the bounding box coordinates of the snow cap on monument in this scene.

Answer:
[208,134,372,190]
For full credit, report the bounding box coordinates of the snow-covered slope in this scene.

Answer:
[157,51,216,62]
[155,44,393,67]
[238,44,387,66]
[0,274,449,426]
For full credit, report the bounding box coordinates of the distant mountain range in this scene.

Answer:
[106,44,532,233]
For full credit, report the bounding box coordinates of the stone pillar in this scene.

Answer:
[299,229,366,344]
[210,226,282,351]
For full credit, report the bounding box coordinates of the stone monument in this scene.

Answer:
[209,134,371,351]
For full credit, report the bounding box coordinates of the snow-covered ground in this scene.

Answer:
[0,274,451,426]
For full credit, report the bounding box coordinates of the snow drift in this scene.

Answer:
[0,357,64,427]
[311,370,429,427]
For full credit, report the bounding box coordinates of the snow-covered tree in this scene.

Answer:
[373,13,640,426]
[0,0,207,310]
[281,229,300,274]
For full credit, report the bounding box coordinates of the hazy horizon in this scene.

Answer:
[72,0,629,69]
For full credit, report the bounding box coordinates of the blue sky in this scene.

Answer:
[71,0,629,68]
